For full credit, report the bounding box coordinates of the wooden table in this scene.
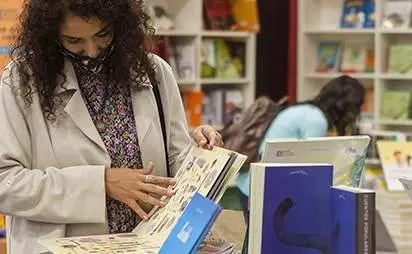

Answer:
[0,238,6,254]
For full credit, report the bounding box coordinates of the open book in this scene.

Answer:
[38,146,247,253]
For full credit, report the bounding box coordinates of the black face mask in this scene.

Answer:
[61,45,114,74]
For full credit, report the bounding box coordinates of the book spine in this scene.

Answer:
[356,192,375,254]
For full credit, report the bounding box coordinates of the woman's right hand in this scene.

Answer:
[105,162,176,221]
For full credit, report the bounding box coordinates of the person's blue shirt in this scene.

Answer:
[236,104,329,196]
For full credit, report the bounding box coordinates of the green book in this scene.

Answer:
[381,91,412,119]
[388,45,412,74]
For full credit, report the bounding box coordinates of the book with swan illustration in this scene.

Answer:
[249,163,333,254]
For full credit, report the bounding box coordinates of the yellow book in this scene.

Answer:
[0,214,5,228]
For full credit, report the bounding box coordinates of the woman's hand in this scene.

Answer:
[105,162,176,221]
[191,125,224,149]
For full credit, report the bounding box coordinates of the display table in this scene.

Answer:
[0,238,6,254]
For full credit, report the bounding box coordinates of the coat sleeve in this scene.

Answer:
[152,55,194,176]
[0,64,106,224]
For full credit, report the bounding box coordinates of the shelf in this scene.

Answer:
[201,30,252,38]
[155,30,198,37]
[379,119,412,126]
[201,78,249,85]
[303,28,375,34]
[379,74,412,80]
[379,28,412,35]
[304,72,375,79]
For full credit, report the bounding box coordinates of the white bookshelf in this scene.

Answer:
[297,0,412,133]
[149,0,257,108]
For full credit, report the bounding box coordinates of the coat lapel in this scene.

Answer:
[55,60,155,151]
[55,60,106,151]
[130,79,155,144]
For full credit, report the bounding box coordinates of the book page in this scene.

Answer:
[38,233,159,253]
[131,146,232,244]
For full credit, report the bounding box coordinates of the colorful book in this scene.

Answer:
[249,162,333,254]
[38,146,247,253]
[340,0,365,28]
[316,41,341,72]
[380,91,412,120]
[330,185,376,254]
[340,43,368,73]
[363,0,376,28]
[387,44,412,74]
[158,193,222,254]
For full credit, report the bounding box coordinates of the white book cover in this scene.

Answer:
[261,135,371,187]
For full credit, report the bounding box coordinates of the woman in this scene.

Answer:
[236,75,365,252]
[0,0,222,253]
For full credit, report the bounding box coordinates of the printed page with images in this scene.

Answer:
[38,146,244,253]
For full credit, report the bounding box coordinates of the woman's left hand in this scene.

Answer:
[191,125,224,149]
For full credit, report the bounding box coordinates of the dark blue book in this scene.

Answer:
[249,163,333,254]
[330,186,375,254]
[363,0,376,28]
[340,0,365,28]
[159,192,222,254]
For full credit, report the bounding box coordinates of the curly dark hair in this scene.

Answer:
[311,75,365,136]
[10,0,156,120]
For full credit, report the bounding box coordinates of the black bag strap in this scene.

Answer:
[153,85,171,177]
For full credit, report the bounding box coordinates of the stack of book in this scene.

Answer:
[377,190,412,252]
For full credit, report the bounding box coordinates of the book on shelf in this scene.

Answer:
[201,39,217,79]
[380,90,412,120]
[182,90,204,129]
[153,37,196,81]
[361,87,374,114]
[330,185,376,254]
[38,146,247,253]
[387,44,412,74]
[202,89,244,128]
[201,39,245,79]
[381,0,412,29]
[0,213,4,238]
[363,0,376,28]
[316,41,342,73]
[249,162,333,254]
[203,0,235,31]
[340,43,369,73]
[231,0,260,32]
[339,0,376,29]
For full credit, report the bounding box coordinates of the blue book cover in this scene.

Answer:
[159,192,222,254]
[363,0,375,28]
[259,164,333,254]
[330,186,375,254]
[340,0,365,28]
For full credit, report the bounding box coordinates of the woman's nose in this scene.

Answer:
[83,41,99,58]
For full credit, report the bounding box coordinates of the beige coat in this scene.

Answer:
[0,54,193,253]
